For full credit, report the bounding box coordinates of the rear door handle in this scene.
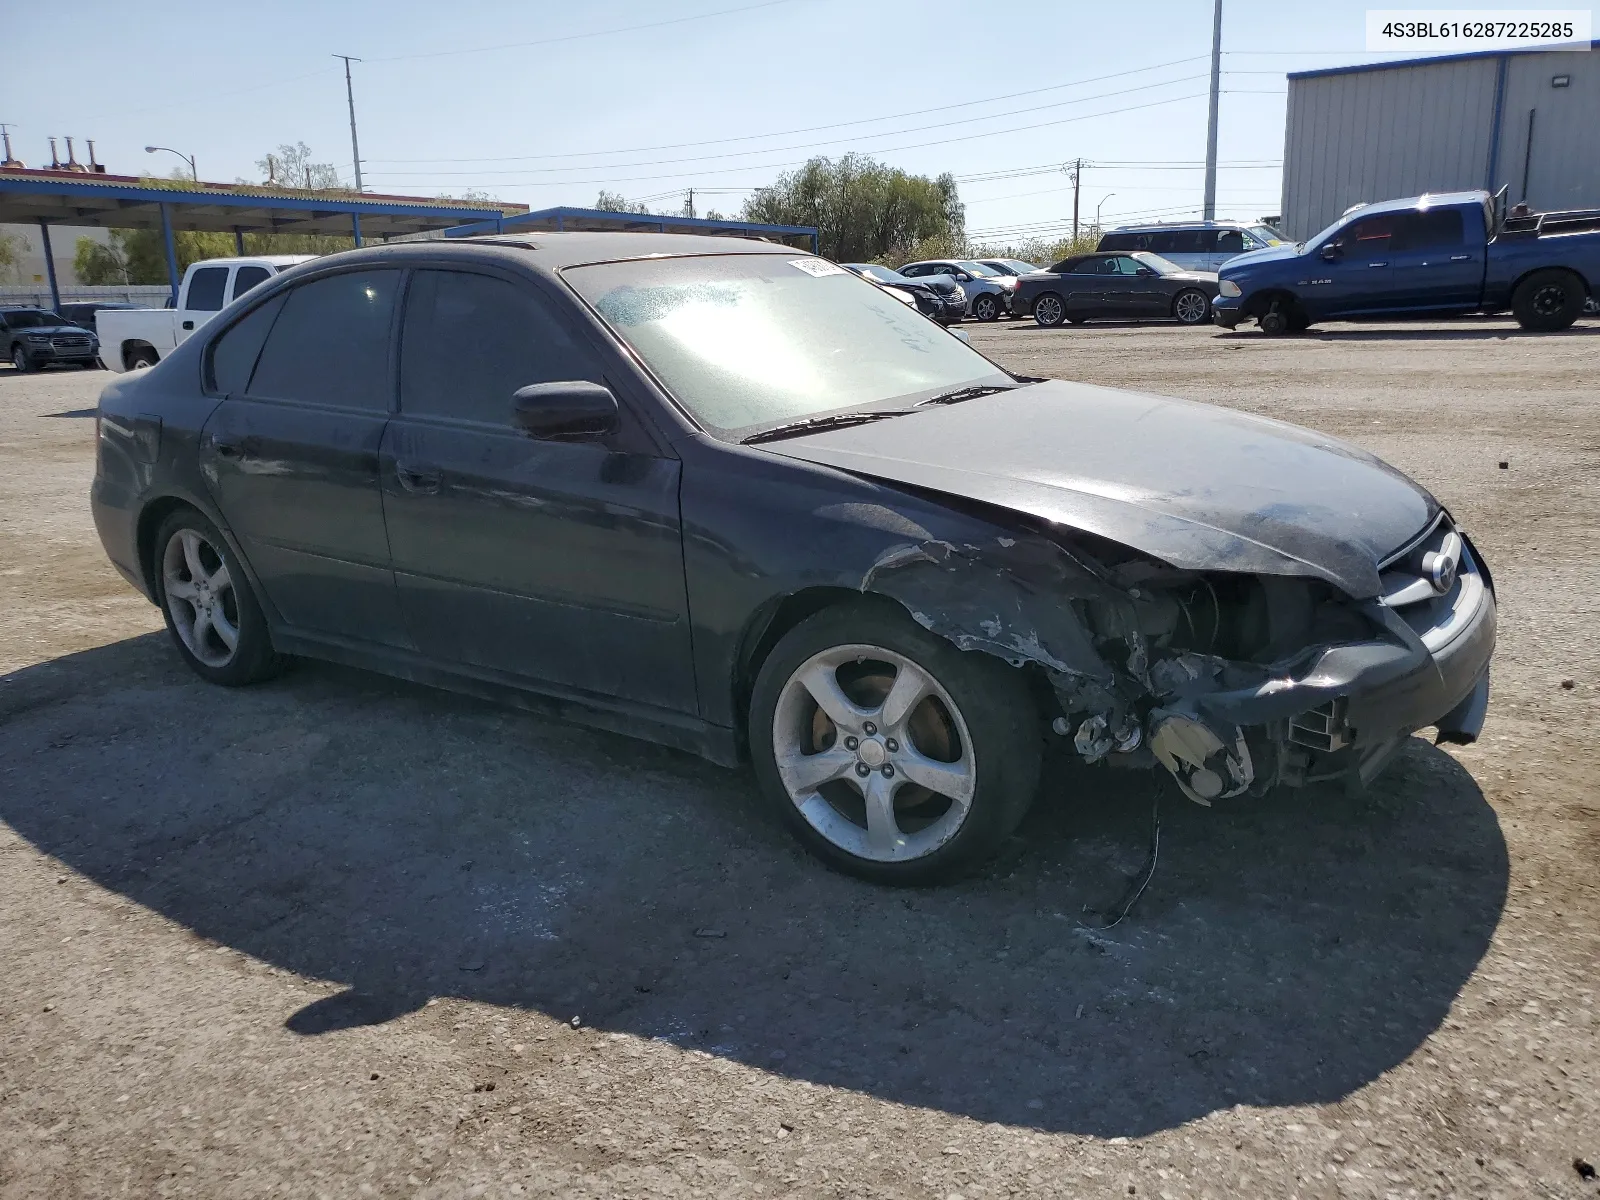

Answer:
[209,433,258,459]
[1449,255,1472,262]
[1367,261,1389,268]
[395,462,441,495]
[181,320,195,331]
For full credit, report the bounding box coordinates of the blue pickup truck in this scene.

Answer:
[1212,190,1600,335]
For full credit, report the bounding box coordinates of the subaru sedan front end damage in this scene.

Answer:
[857,510,1494,802]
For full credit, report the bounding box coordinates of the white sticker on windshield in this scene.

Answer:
[789,258,845,278]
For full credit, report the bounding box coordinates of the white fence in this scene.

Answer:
[0,284,169,308]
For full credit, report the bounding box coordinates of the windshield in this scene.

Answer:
[1248,224,1287,245]
[565,254,1009,438]
[1132,252,1184,275]
[848,263,905,283]
[4,310,66,328]
[1001,259,1039,273]
[957,261,999,276]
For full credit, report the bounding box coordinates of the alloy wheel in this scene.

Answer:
[162,528,240,668]
[771,644,976,863]
[1174,290,1209,324]
[1034,295,1064,326]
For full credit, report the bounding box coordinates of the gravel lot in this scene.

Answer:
[2,316,1597,1199]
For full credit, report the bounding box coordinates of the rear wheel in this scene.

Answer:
[972,293,1000,322]
[1172,288,1212,325]
[128,346,159,369]
[1511,269,1584,332]
[749,601,1041,885]
[1032,293,1066,327]
[153,508,285,686]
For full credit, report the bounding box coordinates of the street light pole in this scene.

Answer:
[1095,193,1117,229]
[145,145,197,182]
[334,54,364,193]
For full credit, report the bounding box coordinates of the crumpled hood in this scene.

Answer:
[763,380,1438,598]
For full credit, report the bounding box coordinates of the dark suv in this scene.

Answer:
[1,307,102,371]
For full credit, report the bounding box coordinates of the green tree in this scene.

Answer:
[593,190,651,214]
[0,230,24,284]
[253,142,343,190]
[741,154,964,263]
[74,235,130,285]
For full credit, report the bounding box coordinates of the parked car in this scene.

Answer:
[1,307,100,371]
[843,263,966,324]
[1013,252,1220,326]
[97,255,314,372]
[91,233,1495,885]
[975,258,1043,277]
[898,259,1014,322]
[58,301,143,332]
[1213,191,1600,335]
[1098,221,1288,271]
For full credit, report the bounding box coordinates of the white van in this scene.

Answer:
[1096,222,1288,272]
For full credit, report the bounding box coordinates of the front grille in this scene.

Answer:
[51,336,91,350]
[1378,514,1487,649]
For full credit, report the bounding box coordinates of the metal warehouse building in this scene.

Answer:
[1279,42,1600,240]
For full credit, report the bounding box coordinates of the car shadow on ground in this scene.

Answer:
[1213,324,1600,342]
[0,634,1508,1138]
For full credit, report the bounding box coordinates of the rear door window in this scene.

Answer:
[400,270,600,425]
[1393,209,1464,251]
[1097,233,1136,251]
[231,265,273,301]
[185,267,229,312]
[245,269,400,410]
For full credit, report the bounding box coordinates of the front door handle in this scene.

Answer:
[1367,261,1389,268]
[395,462,441,495]
[1449,254,1472,262]
[209,433,258,459]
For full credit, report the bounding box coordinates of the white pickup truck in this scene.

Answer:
[97,255,314,372]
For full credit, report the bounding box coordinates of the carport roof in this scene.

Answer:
[0,167,526,238]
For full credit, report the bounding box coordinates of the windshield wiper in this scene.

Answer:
[741,409,916,444]
[916,384,1016,407]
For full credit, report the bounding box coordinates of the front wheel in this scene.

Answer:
[11,346,31,372]
[749,601,1041,885]
[153,508,285,686]
[1032,293,1066,327]
[1258,308,1290,336]
[1512,269,1584,332]
[1172,288,1212,325]
[972,294,1001,322]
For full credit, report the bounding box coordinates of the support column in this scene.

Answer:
[352,212,363,247]
[234,228,245,255]
[160,203,180,307]
[38,220,61,314]
[555,214,564,232]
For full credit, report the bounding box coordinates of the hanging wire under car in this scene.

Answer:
[1097,782,1162,930]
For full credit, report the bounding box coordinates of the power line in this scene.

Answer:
[365,55,1211,164]
[365,0,811,63]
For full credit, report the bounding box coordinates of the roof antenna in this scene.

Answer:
[48,136,60,169]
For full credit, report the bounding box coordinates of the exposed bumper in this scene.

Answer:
[1211,297,1244,328]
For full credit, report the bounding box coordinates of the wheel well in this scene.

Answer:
[1510,264,1588,300]
[122,340,159,369]
[134,496,200,597]
[1244,289,1299,319]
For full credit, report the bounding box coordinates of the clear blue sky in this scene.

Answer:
[3,0,1587,242]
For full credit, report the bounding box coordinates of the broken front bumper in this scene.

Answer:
[1171,538,1496,790]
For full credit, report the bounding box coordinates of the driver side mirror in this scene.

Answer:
[954,272,971,282]
[511,381,618,441]
[1319,242,1341,262]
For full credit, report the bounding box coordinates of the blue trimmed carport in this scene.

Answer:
[0,169,525,310]
[445,205,819,253]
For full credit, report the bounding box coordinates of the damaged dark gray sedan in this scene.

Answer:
[90,233,1495,885]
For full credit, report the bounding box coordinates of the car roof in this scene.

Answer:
[447,230,800,270]
[1335,190,1490,219]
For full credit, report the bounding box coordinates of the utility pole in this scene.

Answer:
[1068,159,1083,242]
[1202,0,1222,220]
[334,54,364,193]
[686,187,695,218]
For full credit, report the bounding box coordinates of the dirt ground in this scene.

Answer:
[2,316,1597,1200]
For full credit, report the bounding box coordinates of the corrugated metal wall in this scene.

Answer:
[1281,58,1498,240]
[1496,53,1600,212]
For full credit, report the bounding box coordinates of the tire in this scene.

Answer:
[972,293,1000,322]
[1511,269,1585,332]
[11,345,32,372]
[128,347,159,370]
[152,508,285,687]
[749,600,1042,886]
[1172,288,1212,325]
[1032,293,1066,327]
